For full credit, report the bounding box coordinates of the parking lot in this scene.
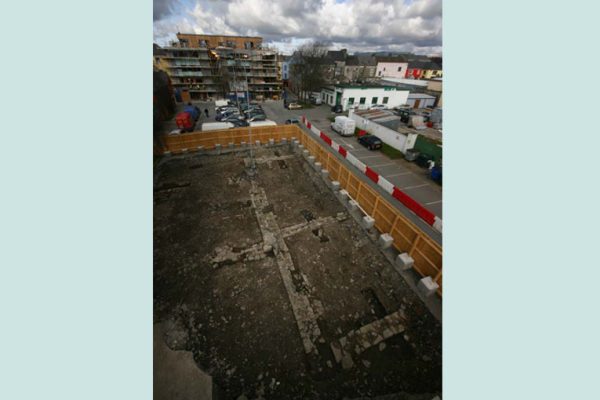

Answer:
[260,99,443,218]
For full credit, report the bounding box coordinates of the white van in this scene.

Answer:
[331,116,356,136]
[249,120,277,127]
[201,122,234,131]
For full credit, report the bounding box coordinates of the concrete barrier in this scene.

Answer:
[417,276,439,297]
[362,216,375,229]
[395,253,414,271]
[378,233,394,249]
[338,189,349,202]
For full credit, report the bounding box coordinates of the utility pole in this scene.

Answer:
[242,53,256,174]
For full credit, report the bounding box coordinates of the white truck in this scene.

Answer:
[331,116,356,136]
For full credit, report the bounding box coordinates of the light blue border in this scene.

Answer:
[0,1,151,398]
[445,1,600,399]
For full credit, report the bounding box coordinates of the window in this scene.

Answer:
[199,40,207,47]
[359,97,366,104]
[383,97,389,104]
[372,97,378,104]
[348,97,355,104]
[383,67,386,71]
[397,66,402,72]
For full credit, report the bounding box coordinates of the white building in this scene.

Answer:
[375,61,408,78]
[407,93,437,108]
[321,84,410,111]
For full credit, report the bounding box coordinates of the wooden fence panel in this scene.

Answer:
[291,126,442,295]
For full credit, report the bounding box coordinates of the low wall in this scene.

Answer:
[349,111,417,154]
[162,125,299,153]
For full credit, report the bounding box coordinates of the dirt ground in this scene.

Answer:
[154,145,441,400]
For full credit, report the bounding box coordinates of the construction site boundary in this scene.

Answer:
[161,125,442,295]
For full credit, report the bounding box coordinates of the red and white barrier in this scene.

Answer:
[301,116,442,233]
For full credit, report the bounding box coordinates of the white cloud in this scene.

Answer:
[153,0,442,54]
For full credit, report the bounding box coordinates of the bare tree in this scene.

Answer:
[290,41,329,103]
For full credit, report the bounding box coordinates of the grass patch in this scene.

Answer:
[381,143,404,159]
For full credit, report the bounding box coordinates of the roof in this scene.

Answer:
[345,55,377,66]
[408,93,436,100]
[380,78,429,87]
[333,83,403,90]
[408,61,441,70]
[375,55,409,63]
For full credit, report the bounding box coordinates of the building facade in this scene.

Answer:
[376,61,409,78]
[321,84,410,111]
[341,55,376,83]
[153,34,282,101]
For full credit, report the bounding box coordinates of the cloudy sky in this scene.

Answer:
[154,0,441,55]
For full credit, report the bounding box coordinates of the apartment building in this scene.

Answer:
[153,33,282,101]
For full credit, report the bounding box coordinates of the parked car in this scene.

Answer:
[217,106,238,113]
[310,96,322,105]
[222,114,246,122]
[230,120,249,128]
[216,110,240,121]
[285,117,300,124]
[287,102,302,110]
[243,108,263,116]
[241,104,262,111]
[247,114,267,122]
[415,154,434,168]
[358,135,383,150]
[331,104,343,113]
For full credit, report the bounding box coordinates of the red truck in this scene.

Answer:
[175,104,201,133]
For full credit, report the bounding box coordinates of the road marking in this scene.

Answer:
[385,171,412,178]
[369,162,395,168]
[358,155,382,159]
[425,200,443,205]
[401,183,429,190]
